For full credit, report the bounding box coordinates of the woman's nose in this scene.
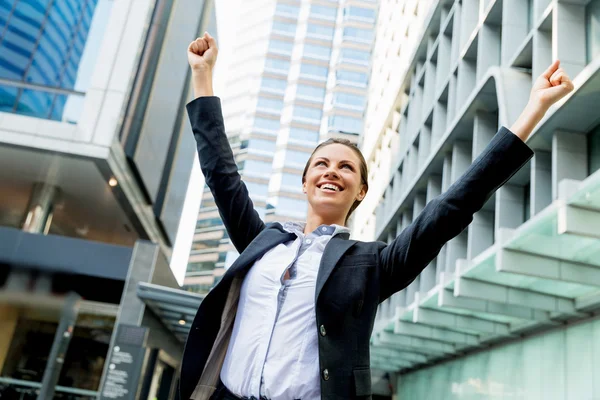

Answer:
[324,168,340,178]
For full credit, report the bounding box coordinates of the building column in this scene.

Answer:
[21,182,59,234]
[552,130,588,200]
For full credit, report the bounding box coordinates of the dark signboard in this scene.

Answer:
[100,325,148,399]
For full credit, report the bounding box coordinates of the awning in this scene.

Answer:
[137,282,204,342]
[370,158,600,373]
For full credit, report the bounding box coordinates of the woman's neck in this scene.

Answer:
[304,211,346,235]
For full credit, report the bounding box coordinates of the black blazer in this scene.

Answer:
[180,97,533,400]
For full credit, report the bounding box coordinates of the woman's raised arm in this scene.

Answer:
[377,61,574,301]
[186,33,265,253]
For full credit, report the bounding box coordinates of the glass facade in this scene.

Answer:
[186,0,376,295]
[0,0,113,122]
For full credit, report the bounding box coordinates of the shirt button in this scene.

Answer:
[320,324,327,336]
[322,368,330,381]
[306,239,312,244]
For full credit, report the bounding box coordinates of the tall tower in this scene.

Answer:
[184,0,378,294]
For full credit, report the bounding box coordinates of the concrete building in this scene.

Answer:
[360,0,600,397]
[184,0,378,294]
[0,0,216,398]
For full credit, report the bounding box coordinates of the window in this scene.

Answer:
[296,84,326,100]
[328,115,363,134]
[276,3,300,17]
[261,77,287,93]
[244,159,273,176]
[245,182,269,197]
[285,150,311,167]
[269,39,294,54]
[587,0,600,63]
[343,6,376,22]
[304,43,331,59]
[289,127,319,143]
[299,64,329,79]
[273,20,296,35]
[310,5,337,19]
[333,92,366,110]
[248,138,277,153]
[254,117,280,133]
[339,48,370,65]
[293,105,322,122]
[257,97,284,112]
[277,196,308,217]
[281,172,303,187]
[306,24,335,39]
[336,69,368,86]
[265,58,291,72]
[343,27,374,43]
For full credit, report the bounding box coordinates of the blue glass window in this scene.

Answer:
[296,84,326,100]
[339,48,370,65]
[343,6,376,22]
[304,43,331,59]
[265,58,290,72]
[289,127,319,142]
[333,92,366,110]
[310,5,337,19]
[276,3,300,17]
[248,138,277,153]
[244,159,273,176]
[336,69,368,86]
[269,39,294,54]
[277,196,308,217]
[328,115,363,134]
[261,77,287,93]
[245,182,269,197]
[293,106,322,122]
[343,27,374,43]
[306,24,334,38]
[272,20,296,35]
[254,117,280,133]
[299,64,328,79]
[257,97,284,112]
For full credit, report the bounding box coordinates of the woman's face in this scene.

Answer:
[303,143,366,222]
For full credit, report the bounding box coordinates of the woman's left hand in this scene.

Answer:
[529,60,574,114]
[510,60,574,141]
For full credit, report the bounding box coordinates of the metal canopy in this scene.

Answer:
[137,282,204,343]
[370,167,600,372]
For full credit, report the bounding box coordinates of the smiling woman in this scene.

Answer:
[181,33,574,400]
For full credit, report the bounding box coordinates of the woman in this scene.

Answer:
[181,33,574,400]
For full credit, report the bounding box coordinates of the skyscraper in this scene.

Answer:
[184,0,378,294]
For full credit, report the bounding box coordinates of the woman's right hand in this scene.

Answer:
[188,32,217,97]
[188,32,218,73]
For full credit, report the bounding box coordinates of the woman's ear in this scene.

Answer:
[356,184,367,201]
[302,180,307,194]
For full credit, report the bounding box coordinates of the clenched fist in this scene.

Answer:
[530,60,574,112]
[188,32,218,73]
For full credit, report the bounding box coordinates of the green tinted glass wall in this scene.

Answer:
[398,317,600,399]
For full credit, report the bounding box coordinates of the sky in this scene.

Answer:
[169,0,239,285]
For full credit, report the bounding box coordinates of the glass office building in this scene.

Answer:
[0,0,108,122]
[184,0,378,294]
[0,0,217,397]
[360,0,600,397]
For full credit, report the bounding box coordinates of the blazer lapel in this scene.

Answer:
[226,224,296,277]
[315,236,356,302]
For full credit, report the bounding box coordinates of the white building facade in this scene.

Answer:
[361,0,600,397]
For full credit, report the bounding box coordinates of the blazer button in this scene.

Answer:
[319,324,327,336]
[322,368,330,381]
